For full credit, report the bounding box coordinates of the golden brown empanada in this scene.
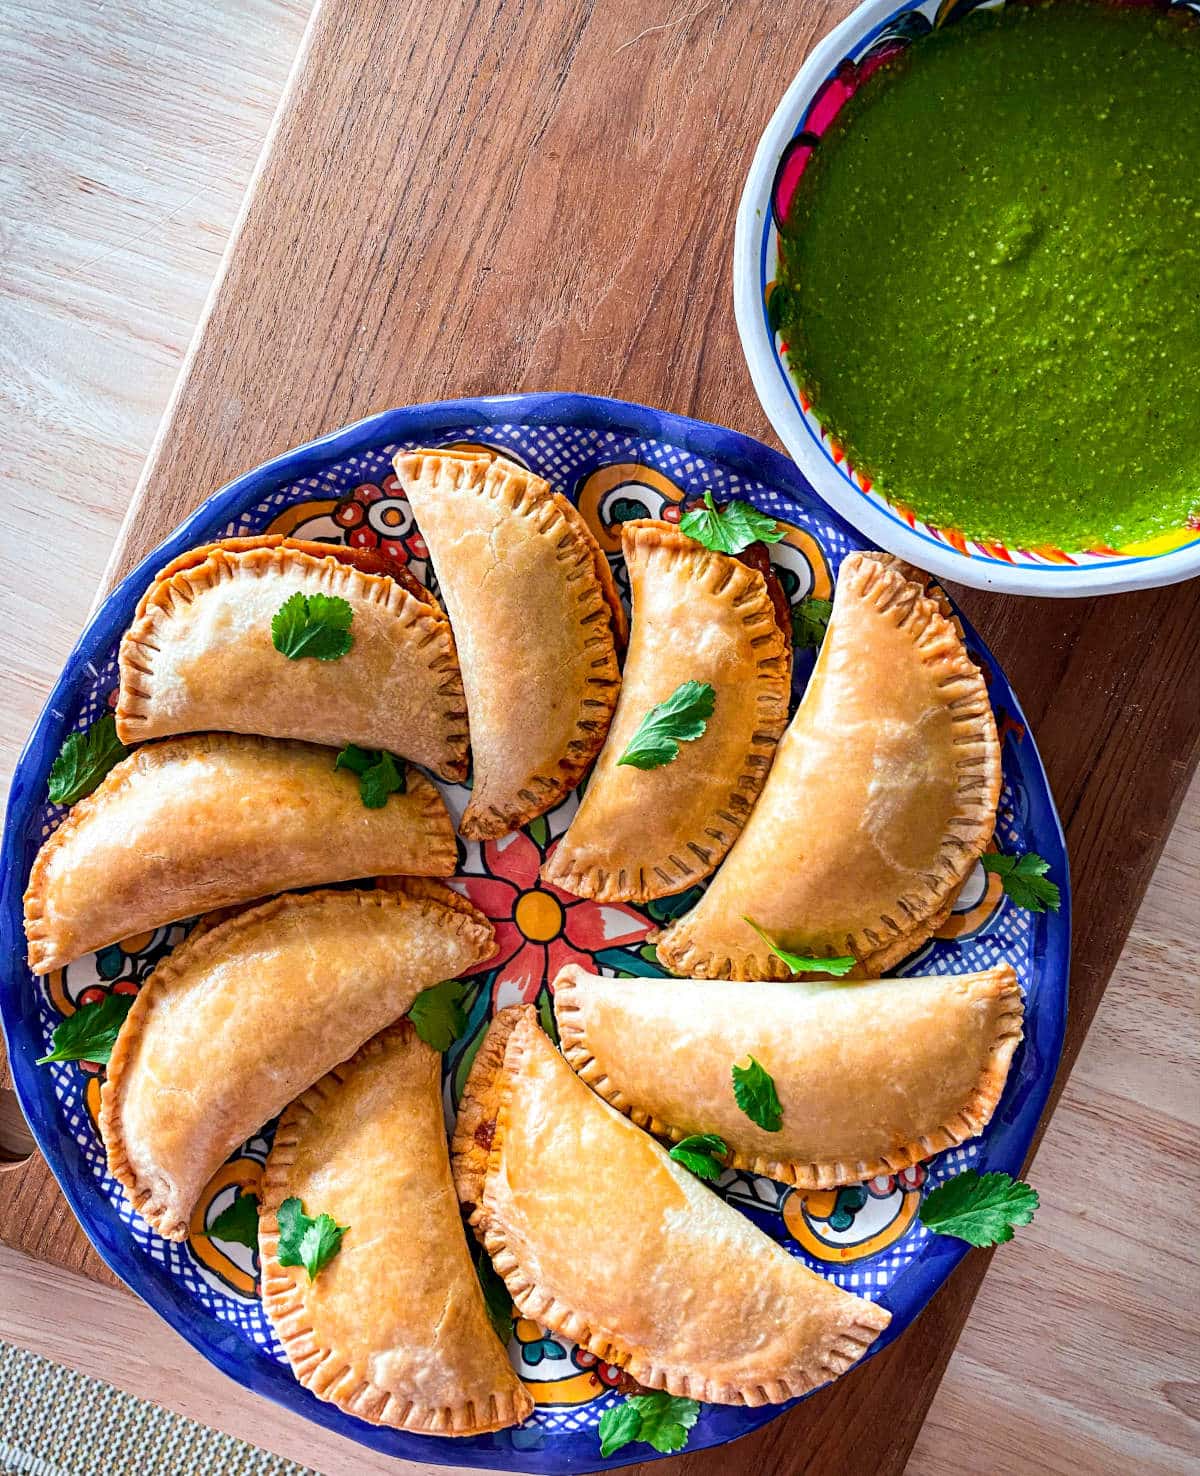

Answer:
[24,733,455,975]
[541,521,791,902]
[394,449,623,839]
[101,883,495,1241]
[656,551,1001,979]
[554,963,1023,1188]
[259,1022,532,1435]
[452,1005,890,1405]
[116,535,467,780]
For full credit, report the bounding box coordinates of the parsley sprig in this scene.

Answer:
[679,492,785,556]
[36,993,134,1066]
[473,1243,514,1346]
[334,744,406,808]
[598,1391,701,1457]
[276,1196,348,1281]
[271,591,354,660]
[408,979,469,1052]
[208,1192,260,1249]
[731,1056,783,1133]
[792,595,833,650]
[744,918,856,976]
[669,1133,729,1183]
[918,1169,1039,1247]
[617,680,715,770]
[981,852,1061,913]
[48,715,128,806]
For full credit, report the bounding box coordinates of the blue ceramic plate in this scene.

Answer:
[0,394,1069,1473]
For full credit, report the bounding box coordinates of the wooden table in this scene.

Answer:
[1,2,1197,1473]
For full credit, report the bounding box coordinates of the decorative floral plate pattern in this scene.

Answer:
[0,395,1069,1473]
[735,0,1200,594]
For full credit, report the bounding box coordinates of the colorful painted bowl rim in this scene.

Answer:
[0,393,1071,1473]
[733,0,1200,597]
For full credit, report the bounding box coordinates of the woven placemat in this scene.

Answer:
[0,1339,315,1476]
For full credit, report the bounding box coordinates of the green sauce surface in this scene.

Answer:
[779,1,1200,551]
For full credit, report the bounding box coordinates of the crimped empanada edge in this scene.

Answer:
[23,736,460,976]
[452,1006,890,1406]
[258,1021,532,1436]
[542,519,793,901]
[99,884,496,1244]
[553,963,1025,1190]
[116,539,469,781]
[395,451,622,839]
[655,550,1003,980]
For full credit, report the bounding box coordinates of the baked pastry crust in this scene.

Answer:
[655,551,1001,978]
[116,534,467,780]
[541,520,791,902]
[393,449,622,839]
[452,1005,890,1406]
[259,1021,532,1435]
[554,963,1023,1188]
[100,882,496,1241]
[24,733,456,975]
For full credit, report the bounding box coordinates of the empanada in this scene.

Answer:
[656,552,1001,978]
[101,882,495,1240]
[554,963,1023,1188]
[24,733,455,975]
[116,535,467,780]
[542,521,791,901]
[393,449,623,839]
[452,1005,890,1405]
[259,1021,532,1435]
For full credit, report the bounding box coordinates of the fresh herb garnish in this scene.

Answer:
[981,852,1061,913]
[918,1169,1039,1247]
[679,492,785,556]
[617,680,716,770]
[47,715,128,806]
[271,591,354,661]
[408,979,470,1052]
[792,595,833,650]
[36,992,134,1066]
[275,1196,348,1281]
[473,1242,514,1346]
[668,1133,729,1183]
[208,1192,260,1249]
[731,1056,783,1133]
[598,1391,701,1457]
[744,918,855,976]
[334,744,406,808]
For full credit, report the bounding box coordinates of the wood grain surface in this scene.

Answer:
[1,1,1198,1472]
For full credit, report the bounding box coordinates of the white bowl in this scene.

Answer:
[733,0,1200,597]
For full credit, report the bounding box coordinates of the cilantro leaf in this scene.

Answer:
[408,979,469,1052]
[627,1393,701,1454]
[271,591,354,660]
[473,1242,514,1346]
[617,680,716,770]
[598,1401,643,1457]
[679,492,785,555]
[47,715,128,806]
[731,1056,783,1133]
[792,596,833,650]
[918,1169,1039,1247]
[598,1393,701,1457]
[275,1196,348,1281]
[669,1133,729,1182]
[981,852,1061,913]
[208,1192,260,1249]
[36,992,134,1066]
[744,918,855,976]
[334,745,406,808]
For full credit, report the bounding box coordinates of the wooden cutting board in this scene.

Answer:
[3,0,1200,1470]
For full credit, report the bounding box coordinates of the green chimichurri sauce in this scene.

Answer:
[778,0,1200,551]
